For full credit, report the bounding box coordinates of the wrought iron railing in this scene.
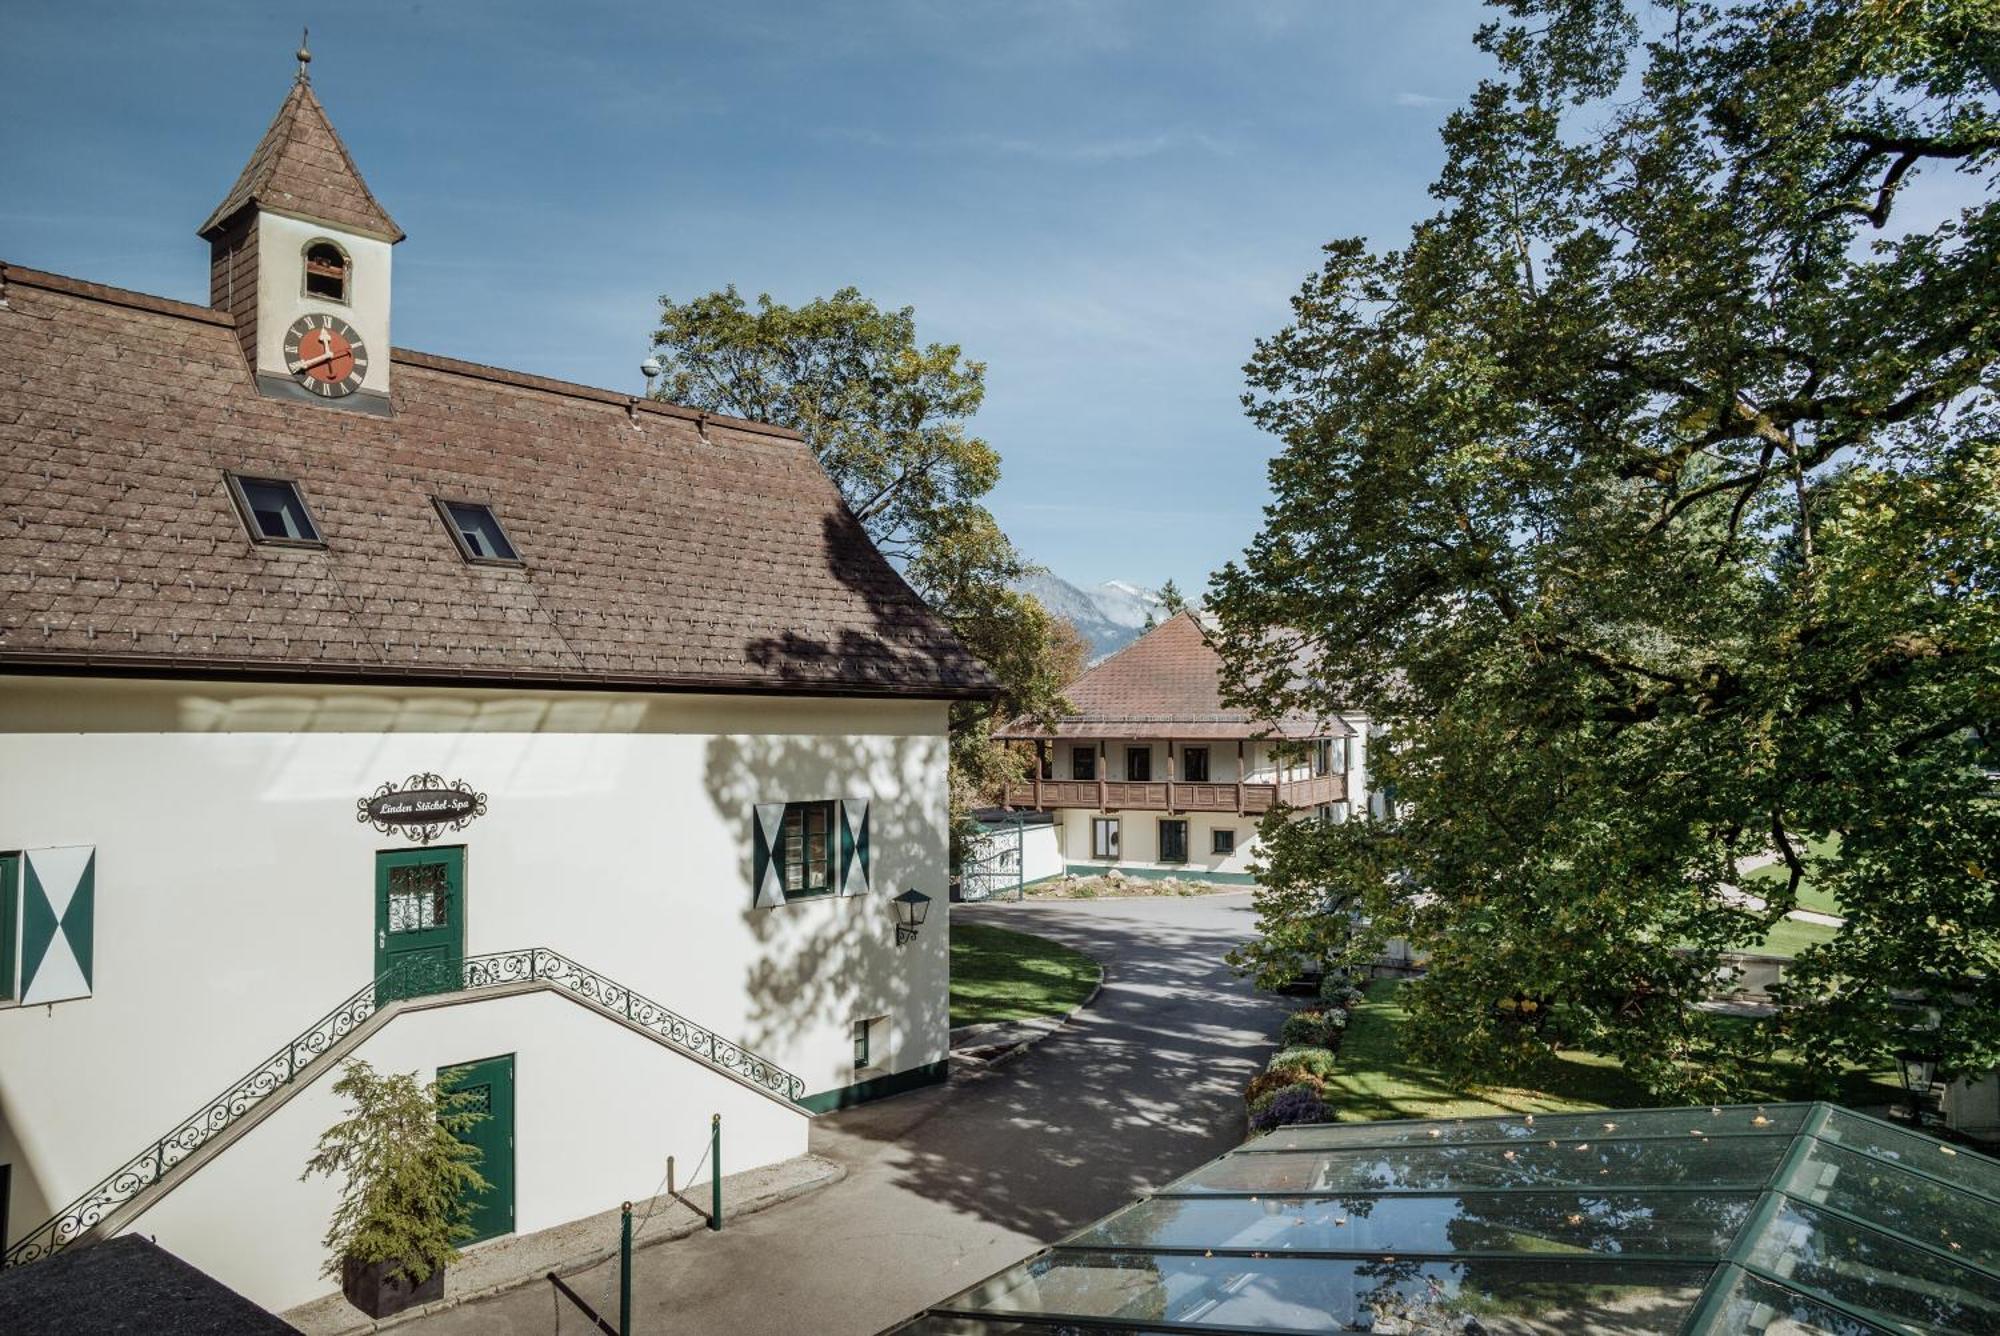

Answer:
[2,948,805,1269]
[459,948,805,1103]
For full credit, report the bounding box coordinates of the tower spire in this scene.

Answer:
[296,28,311,82]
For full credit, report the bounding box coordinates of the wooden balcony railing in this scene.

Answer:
[1000,772,1347,815]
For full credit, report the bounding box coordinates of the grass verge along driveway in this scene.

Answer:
[950,921,1101,1028]
[1323,979,1898,1122]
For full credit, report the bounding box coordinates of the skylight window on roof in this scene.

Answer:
[226,474,323,546]
[436,499,521,565]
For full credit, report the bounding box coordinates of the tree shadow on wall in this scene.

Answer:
[703,729,946,1083]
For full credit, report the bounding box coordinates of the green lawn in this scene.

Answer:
[1740,833,1843,916]
[1755,914,1840,959]
[950,921,1102,1028]
[1321,979,1898,1123]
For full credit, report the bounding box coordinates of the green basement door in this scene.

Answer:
[440,1054,515,1243]
[375,847,464,1001]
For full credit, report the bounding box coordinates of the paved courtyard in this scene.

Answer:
[410,891,1286,1336]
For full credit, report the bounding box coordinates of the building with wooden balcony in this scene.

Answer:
[993,612,1369,884]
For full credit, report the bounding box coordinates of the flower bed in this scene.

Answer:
[1246,971,1367,1133]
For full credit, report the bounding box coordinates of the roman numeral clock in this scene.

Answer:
[284,313,368,398]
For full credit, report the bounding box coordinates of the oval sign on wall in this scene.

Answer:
[357,774,488,845]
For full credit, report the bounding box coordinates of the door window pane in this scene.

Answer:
[1160,820,1189,863]
[387,862,449,933]
[1072,747,1096,781]
[1182,747,1210,782]
[1092,818,1119,859]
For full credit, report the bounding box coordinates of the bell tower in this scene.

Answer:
[199,36,403,415]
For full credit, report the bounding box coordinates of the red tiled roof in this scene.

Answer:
[994,611,1340,739]
[198,77,403,242]
[0,263,995,699]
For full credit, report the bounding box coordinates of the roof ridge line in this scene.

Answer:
[0,263,234,327]
[0,262,802,439]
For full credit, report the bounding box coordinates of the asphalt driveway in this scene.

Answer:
[412,891,1286,1336]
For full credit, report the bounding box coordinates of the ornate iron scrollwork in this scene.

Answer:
[355,772,488,845]
[2,945,806,1271]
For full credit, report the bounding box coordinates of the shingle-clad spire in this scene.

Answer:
[197,57,403,243]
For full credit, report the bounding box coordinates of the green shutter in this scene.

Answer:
[20,847,94,1005]
[752,804,787,908]
[0,853,18,1001]
[840,799,871,894]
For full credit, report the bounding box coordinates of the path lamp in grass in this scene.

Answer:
[894,888,932,946]
[1896,1047,1942,1126]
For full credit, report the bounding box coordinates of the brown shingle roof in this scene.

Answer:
[994,611,1340,739]
[198,76,403,242]
[0,263,995,699]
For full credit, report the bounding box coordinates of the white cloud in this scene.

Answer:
[1394,91,1448,108]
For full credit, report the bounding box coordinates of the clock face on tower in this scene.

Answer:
[283,313,369,398]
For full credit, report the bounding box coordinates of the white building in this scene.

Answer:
[994,613,1369,883]
[0,56,992,1312]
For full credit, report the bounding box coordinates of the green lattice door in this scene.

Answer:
[375,847,464,1001]
[439,1053,514,1243]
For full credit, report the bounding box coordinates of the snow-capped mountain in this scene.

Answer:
[1015,572,1166,658]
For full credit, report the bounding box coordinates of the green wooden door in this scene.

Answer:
[375,847,464,1001]
[439,1054,514,1244]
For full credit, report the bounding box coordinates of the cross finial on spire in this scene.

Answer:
[296,28,312,81]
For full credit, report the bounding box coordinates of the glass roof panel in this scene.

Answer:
[1704,1269,1894,1335]
[942,1250,1711,1334]
[1779,1140,2000,1273]
[1814,1110,2000,1203]
[1164,1132,1789,1195]
[1066,1190,1759,1259]
[1252,1104,1808,1152]
[892,1319,1060,1334]
[1742,1197,1998,1334]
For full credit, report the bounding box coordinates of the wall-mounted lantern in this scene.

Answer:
[894,888,933,946]
[1895,1047,1942,1126]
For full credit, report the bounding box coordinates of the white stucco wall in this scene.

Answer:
[124,988,808,1312]
[962,819,1062,893]
[254,211,394,396]
[0,676,948,1258]
[1058,806,1263,880]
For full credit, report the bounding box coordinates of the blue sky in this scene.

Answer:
[1,0,1494,595]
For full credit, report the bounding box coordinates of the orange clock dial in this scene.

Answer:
[284,314,369,398]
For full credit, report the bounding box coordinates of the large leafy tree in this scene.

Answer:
[1212,0,1999,1099]
[649,287,1080,840]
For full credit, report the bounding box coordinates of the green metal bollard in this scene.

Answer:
[709,1113,722,1231]
[619,1201,632,1335]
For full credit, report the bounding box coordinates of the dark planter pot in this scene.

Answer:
[342,1254,445,1318]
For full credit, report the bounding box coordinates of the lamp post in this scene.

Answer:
[893,888,933,946]
[1895,1047,1941,1126]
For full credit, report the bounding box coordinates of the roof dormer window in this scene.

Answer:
[303,241,348,303]
[226,473,325,547]
[436,499,522,565]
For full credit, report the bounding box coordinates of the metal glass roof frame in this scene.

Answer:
[892,1101,2000,1335]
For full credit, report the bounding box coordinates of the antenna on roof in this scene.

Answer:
[296,28,312,82]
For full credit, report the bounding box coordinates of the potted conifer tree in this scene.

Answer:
[303,1059,490,1318]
